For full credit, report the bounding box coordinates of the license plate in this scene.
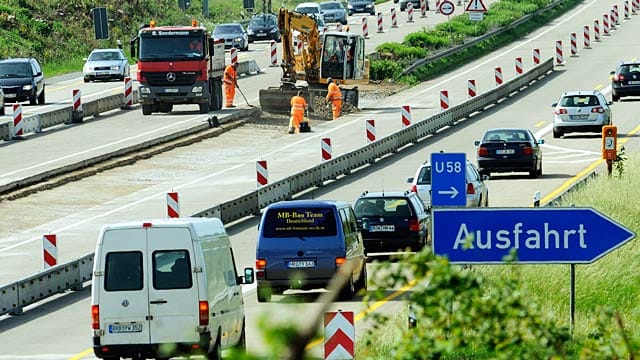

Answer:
[287,260,315,269]
[628,80,640,84]
[109,322,143,333]
[370,225,395,232]
[570,114,589,120]
[4,93,16,98]
[495,149,515,155]
[164,88,179,93]
[257,33,266,36]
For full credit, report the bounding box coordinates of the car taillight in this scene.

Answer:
[523,146,533,155]
[409,218,420,232]
[477,147,488,156]
[92,305,100,330]
[410,184,417,193]
[591,106,605,113]
[613,74,624,81]
[335,257,346,267]
[255,259,266,270]
[466,182,475,195]
[199,301,209,326]
[554,108,568,115]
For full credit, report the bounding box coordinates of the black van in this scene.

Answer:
[255,200,367,302]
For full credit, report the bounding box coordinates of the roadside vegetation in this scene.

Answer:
[370,0,584,83]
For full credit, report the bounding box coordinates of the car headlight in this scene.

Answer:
[140,87,151,94]
[234,37,242,42]
[269,27,278,33]
[22,84,33,91]
[110,65,120,71]
[247,29,254,35]
[366,4,373,7]
[192,86,203,93]
[348,4,353,8]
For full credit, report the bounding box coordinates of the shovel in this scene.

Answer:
[236,83,254,108]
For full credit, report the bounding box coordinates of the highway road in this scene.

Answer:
[1,0,639,358]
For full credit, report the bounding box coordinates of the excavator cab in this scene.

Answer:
[320,32,366,82]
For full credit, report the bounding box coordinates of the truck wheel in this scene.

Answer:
[339,275,355,300]
[206,334,222,360]
[210,79,223,111]
[199,102,209,114]
[142,104,153,115]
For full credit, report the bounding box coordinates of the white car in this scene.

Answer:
[407,160,489,208]
[552,90,612,138]
[82,48,130,82]
[295,2,324,20]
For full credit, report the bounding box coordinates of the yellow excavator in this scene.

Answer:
[259,8,370,115]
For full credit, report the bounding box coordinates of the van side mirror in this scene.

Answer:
[474,140,480,146]
[610,70,615,75]
[551,102,558,107]
[406,177,414,183]
[241,267,254,284]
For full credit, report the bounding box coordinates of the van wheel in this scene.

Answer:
[235,320,247,351]
[257,285,272,302]
[142,104,153,115]
[356,265,368,293]
[38,86,45,104]
[339,275,355,300]
[206,334,222,360]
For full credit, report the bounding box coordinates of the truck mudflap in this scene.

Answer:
[259,86,359,119]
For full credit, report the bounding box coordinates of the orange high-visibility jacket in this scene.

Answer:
[290,95,308,115]
[326,82,342,102]
[224,65,237,86]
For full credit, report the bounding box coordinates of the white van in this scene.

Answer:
[90,217,254,360]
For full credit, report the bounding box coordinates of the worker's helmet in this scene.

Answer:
[327,77,333,84]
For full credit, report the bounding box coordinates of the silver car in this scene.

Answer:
[320,1,348,24]
[406,160,489,208]
[212,23,249,51]
[82,49,130,82]
[552,90,612,138]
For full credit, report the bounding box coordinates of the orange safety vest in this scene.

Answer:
[224,65,236,86]
[290,95,307,115]
[326,82,342,102]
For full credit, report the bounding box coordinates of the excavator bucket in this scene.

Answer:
[259,86,359,119]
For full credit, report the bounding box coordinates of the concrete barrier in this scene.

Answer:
[0,58,561,316]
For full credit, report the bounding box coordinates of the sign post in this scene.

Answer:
[430,152,467,207]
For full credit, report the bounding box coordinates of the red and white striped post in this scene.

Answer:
[337,22,343,32]
[256,160,268,187]
[420,0,428,17]
[555,40,564,66]
[230,47,238,65]
[570,32,578,57]
[439,90,449,111]
[12,103,23,138]
[613,5,620,24]
[467,79,477,98]
[593,19,600,42]
[533,48,541,65]
[366,119,376,143]
[633,0,638,15]
[436,0,441,13]
[407,2,415,22]
[603,13,610,36]
[72,88,82,112]
[624,1,630,18]
[377,12,384,33]
[362,17,369,39]
[391,8,398,28]
[583,25,590,49]
[122,77,133,109]
[166,191,180,218]
[42,234,57,269]
[609,8,617,28]
[514,57,523,76]
[321,138,332,161]
[494,67,503,86]
[401,105,411,128]
[324,311,355,360]
[269,40,278,67]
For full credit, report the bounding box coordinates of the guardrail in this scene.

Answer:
[0,57,556,316]
[0,60,262,142]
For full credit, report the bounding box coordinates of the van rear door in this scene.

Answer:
[99,228,150,346]
[146,226,200,345]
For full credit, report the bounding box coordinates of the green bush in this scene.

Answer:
[370,59,403,80]
[404,30,452,50]
[376,42,427,60]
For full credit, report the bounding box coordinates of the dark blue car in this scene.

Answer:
[247,13,280,43]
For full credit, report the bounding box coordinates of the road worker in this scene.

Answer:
[289,91,308,134]
[224,62,239,108]
[325,77,342,120]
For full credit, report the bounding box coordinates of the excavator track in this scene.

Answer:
[259,85,360,118]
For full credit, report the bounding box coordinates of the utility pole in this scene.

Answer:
[203,0,209,17]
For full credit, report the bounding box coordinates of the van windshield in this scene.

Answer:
[262,207,337,237]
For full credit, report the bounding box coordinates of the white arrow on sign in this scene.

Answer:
[438,186,459,198]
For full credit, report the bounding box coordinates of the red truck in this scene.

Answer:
[130,20,225,115]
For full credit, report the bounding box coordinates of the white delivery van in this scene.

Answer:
[91,217,254,360]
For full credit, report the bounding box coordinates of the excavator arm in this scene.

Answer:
[278,8,321,84]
